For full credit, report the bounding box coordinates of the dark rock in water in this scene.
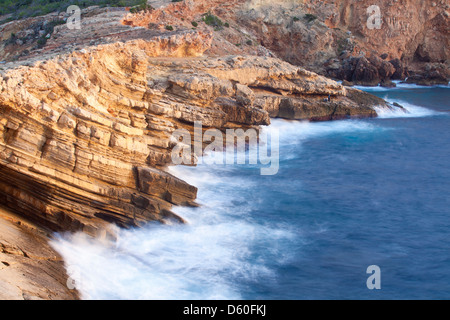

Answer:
[393,102,405,109]
[405,74,424,83]
[391,102,409,114]
[406,69,449,86]
[380,79,397,88]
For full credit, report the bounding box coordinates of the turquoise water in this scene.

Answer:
[52,85,450,300]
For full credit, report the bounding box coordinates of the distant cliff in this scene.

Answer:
[120,0,449,86]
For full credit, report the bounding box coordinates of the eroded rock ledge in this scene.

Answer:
[0,31,388,235]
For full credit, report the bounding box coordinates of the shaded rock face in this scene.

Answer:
[328,55,403,87]
[303,0,449,83]
[117,0,448,85]
[406,63,449,86]
[0,30,387,234]
[389,58,409,81]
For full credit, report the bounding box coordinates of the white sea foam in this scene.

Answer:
[51,216,292,300]
[353,85,392,92]
[354,82,449,91]
[51,162,297,300]
[266,118,380,143]
[50,118,386,300]
[374,101,441,119]
[395,82,450,89]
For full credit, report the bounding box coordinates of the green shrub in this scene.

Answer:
[6,33,17,45]
[44,19,65,34]
[37,37,47,48]
[304,14,317,23]
[202,12,223,30]
[165,25,174,31]
[130,1,154,14]
[293,16,300,22]
[191,21,198,27]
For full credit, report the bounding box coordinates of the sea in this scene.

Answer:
[51,83,450,300]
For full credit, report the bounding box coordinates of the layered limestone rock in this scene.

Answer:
[0,33,212,234]
[0,30,389,234]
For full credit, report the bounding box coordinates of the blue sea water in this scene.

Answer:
[51,85,450,300]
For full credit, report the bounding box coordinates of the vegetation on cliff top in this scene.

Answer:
[0,0,145,23]
[202,12,224,31]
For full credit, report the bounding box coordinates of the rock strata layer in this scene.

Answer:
[0,30,388,234]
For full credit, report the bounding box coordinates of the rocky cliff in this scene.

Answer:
[0,0,416,299]
[1,25,388,235]
[308,0,449,85]
[1,1,448,85]
[118,0,449,86]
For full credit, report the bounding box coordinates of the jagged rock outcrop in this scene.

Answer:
[0,29,389,234]
[405,62,449,86]
[328,55,400,87]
